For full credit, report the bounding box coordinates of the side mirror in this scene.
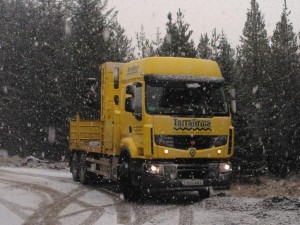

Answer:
[126,85,135,96]
[229,88,237,114]
[125,83,142,120]
[114,67,119,89]
[84,78,97,93]
[231,100,237,114]
[229,88,236,99]
[125,97,134,113]
[83,78,98,107]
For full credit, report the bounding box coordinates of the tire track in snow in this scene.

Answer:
[0,177,84,225]
[130,204,178,225]
[0,169,140,225]
[178,206,193,225]
[0,172,107,225]
[0,197,33,220]
[0,168,73,184]
[25,186,88,225]
[0,178,52,221]
[0,168,199,225]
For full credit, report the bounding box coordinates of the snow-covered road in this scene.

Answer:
[0,167,299,225]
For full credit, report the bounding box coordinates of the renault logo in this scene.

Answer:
[189,148,196,157]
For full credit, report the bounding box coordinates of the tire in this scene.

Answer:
[89,173,104,185]
[71,152,80,182]
[79,152,89,185]
[119,153,140,201]
[120,160,133,200]
[199,188,210,199]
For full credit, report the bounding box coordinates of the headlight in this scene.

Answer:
[144,163,164,175]
[219,162,232,173]
[210,136,227,148]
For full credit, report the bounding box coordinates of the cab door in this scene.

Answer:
[124,82,144,155]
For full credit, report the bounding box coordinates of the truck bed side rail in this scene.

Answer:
[69,113,102,152]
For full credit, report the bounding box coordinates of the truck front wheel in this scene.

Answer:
[119,152,141,201]
[71,152,79,182]
[79,152,88,185]
[119,160,134,200]
[199,188,211,199]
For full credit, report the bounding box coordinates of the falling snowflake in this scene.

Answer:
[255,102,261,109]
[102,29,110,42]
[3,86,8,94]
[48,127,56,143]
[166,33,172,44]
[65,18,72,35]
[252,85,259,94]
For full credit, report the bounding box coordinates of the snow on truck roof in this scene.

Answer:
[124,57,222,78]
[101,57,223,83]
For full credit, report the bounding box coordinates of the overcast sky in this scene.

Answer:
[107,0,300,47]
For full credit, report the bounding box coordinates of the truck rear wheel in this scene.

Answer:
[71,152,79,182]
[79,152,88,185]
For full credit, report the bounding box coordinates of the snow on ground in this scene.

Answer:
[228,174,300,199]
[0,154,300,225]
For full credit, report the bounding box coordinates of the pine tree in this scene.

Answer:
[197,33,211,59]
[0,0,9,132]
[266,0,300,175]
[136,26,156,58]
[7,0,67,158]
[66,0,134,118]
[216,31,236,90]
[0,0,36,155]
[197,30,236,92]
[66,0,114,119]
[158,9,196,57]
[153,28,163,55]
[210,29,220,60]
[236,0,271,174]
[69,0,115,76]
[0,0,134,159]
[106,21,134,62]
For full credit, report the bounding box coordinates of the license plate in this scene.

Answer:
[182,179,204,186]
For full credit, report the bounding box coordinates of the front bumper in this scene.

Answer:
[130,160,231,192]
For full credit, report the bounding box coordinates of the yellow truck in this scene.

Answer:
[69,57,234,200]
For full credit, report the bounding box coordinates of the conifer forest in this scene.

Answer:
[0,0,299,177]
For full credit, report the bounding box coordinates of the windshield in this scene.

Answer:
[146,81,229,117]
